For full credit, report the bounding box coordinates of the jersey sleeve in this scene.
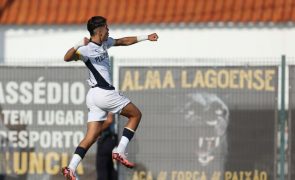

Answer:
[105,37,115,49]
[76,46,88,62]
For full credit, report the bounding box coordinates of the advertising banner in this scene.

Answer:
[0,66,96,180]
[118,66,278,180]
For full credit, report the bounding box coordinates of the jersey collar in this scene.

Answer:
[90,39,102,46]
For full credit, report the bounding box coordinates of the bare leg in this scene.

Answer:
[68,121,104,172]
[112,102,142,168]
[120,102,142,131]
[79,121,104,149]
[62,120,105,179]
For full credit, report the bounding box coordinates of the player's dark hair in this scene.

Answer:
[87,16,107,36]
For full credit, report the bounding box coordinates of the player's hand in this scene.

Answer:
[148,33,158,41]
[83,37,90,45]
[74,37,90,50]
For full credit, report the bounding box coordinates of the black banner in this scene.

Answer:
[0,66,97,180]
[118,66,278,180]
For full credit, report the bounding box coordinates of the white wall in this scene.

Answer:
[1,25,295,64]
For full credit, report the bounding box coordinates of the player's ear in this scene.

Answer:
[96,28,102,37]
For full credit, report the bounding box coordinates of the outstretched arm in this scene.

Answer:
[114,33,158,46]
[64,37,89,62]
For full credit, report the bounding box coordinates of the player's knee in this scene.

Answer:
[129,108,142,122]
[135,109,142,121]
[139,110,142,119]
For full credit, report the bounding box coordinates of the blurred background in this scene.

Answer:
[0,0,294,180]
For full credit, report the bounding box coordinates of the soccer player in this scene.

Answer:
[61,16,158,180]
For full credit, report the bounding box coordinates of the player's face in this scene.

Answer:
[100,24,109,41]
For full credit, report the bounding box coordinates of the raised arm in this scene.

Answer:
[64,37,89,62]
[114,33,158,46]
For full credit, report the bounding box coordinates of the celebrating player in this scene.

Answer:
[61,16,158,180]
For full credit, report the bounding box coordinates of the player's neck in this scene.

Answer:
[90,37,102,46]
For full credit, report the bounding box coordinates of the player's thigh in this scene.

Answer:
[105,90,131,114]
[120,102,141,119]
[86,89,108,121]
